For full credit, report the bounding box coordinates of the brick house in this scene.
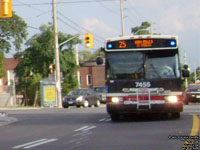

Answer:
[79,61,105,88]
[0,58,21,93]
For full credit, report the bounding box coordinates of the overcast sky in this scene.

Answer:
[12,0,200,71]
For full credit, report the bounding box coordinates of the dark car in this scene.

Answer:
[62,88,101,108]
[93,86,107,103]
[183,84,200,105]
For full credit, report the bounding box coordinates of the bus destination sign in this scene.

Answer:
[106,38,177,50]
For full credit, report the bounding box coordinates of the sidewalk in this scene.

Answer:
[0,112,18,127]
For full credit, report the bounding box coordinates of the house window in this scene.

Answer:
[87,74,92,85]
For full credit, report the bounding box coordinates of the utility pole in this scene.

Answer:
[75,44,81,88]
[184,52,188,88]
[120,0,125,36]
[52,0,62,108]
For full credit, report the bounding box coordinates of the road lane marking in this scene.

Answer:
[181,114,199,150]
[99,118,106,122]
[74,126,89,132]
[190,114,199,136]
[23,139,58,149]
[106,119,111,122]
[82,126,96,131]
[13,139,47,149]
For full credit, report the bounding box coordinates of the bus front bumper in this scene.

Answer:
[106,103,183,114]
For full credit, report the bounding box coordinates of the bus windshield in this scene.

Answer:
[106,50,180,80]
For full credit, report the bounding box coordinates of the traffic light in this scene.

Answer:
[84,33,93,48]
[0,0,12,18]
[49,64,54,74]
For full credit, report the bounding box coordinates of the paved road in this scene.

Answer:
[0,104,199,150]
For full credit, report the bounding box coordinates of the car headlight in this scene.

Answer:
[165,96,178,103]
[76,96,83,102]
[111,97,122,103]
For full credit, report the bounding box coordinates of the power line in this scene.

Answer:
[13,0,119,6]
[57,11,105,42]
[57,17,105,44]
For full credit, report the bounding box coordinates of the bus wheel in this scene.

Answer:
[111,114,120,121]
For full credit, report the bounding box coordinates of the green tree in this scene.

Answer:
[131,21,152,35]
[79,48,105,63]
[0,12,27,80]
[0,12,28,53]
[15,24,81,105]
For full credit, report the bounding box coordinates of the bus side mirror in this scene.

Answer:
[182,64,190,78]
[96,57,104,65]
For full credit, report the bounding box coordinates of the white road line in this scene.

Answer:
[99,118,106,122]
[13,139,47,149]
[106,118,111,122]
[82,126,96,131]
[24,139,58,149]
[74,126,89,132]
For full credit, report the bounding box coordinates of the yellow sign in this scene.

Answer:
[44,87,56,101]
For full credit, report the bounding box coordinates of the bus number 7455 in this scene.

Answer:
[135,82,151,88]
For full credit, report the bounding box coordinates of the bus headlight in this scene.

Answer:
[165,96,178,103]
[111,97,122,103]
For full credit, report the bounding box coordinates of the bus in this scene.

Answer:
[97,35,189,121]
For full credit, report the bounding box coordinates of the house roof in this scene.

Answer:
[3,58,22,70]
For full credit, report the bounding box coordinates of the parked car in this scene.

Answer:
[93,86,107,103]
[62,88,101,108]
[183,84,200,105]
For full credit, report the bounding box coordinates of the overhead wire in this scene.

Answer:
[14,0,52,20]
[57,11,105,43]
[13,0,120,6]
[58,17,105,45]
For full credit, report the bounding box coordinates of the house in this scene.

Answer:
[79,61,105,88]
[0,58,21,106]
[0,58,21,93]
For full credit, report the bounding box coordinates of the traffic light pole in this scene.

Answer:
[52,0,62,108]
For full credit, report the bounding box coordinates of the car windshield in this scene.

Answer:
[68,89,88,95]
[106,50,180,80]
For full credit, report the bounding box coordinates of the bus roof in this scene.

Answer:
[105,35,179,51]
[106,35,178,42]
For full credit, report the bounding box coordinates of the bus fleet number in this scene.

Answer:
[135,82,151,88]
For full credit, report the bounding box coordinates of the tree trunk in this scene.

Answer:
[34,88,39,107]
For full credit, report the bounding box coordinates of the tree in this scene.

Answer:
[0,12,28,53]
[15,24,81,105]
[131,21,152,35]
[0,12,27,80]
[79,48,105,63]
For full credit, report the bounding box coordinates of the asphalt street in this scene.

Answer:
[0,104,199,150]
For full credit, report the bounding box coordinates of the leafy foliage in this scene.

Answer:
[79,48,105,63]
[0,12,28,53]
[131,21,152,35]
[15,24,82,105]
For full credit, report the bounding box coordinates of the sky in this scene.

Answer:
[12,0,200,71]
